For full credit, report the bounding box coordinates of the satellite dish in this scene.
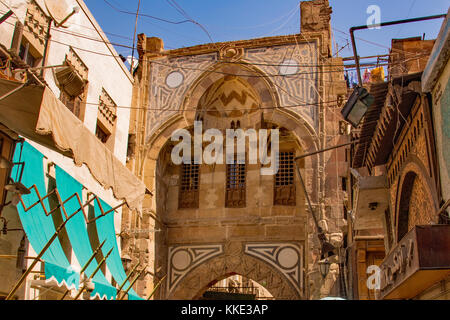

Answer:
[44,0,74,28]
[126,56,139,70]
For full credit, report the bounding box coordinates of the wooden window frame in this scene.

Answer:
[96,89,117,151]
[59,87,86,120]
[226,158,247,208]
[95,121,111,144]
[0,133,15,207]
[178,163,200,209]
[274,151,296,206]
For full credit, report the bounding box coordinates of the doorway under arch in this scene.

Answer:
[199,274,275,300]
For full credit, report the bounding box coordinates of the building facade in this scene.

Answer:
[0,0,145,300]
[125,0,350,300]
[347,11,450,300]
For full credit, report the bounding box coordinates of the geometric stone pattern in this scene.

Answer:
[146,43,319,139]
[245,243,303,295]
[147,53,217,137]
[245,44,319,128]
[130,1,347,300]
[408,176,438,230]
[167,241,302,300]
[167,244,223,296]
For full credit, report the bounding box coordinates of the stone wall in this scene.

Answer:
[127,0,349,300]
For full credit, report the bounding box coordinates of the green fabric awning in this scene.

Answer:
[55,166,117,300]
[94,198,142,300]
[11,142,79,290]
[11,142,142,300]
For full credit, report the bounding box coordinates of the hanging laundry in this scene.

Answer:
[363,69,371,84]
[371,67,385,83]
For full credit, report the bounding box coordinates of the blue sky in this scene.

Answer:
[84,0,449,60]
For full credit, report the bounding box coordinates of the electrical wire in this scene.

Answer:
[0,6,435,115]
[0,15,429,87]
[225,3,302,31]
[165,0,215,45]
[102,0,191,25]
[0,9,425,72]
[0,9,347,69]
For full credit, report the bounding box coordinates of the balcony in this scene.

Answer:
[352,175,389,231]
[0,78,145,213]
[379,225,450,300]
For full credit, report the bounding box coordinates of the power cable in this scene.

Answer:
[102,0,191,25]
[0,9,420,71]
[165,0,215,44]
[0,15,428,84]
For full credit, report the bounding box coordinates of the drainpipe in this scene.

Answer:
[40,19,52,77]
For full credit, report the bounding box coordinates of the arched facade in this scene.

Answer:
[167,241,302,300]
[144,63,317,300]
[395,157,440,242]
[125,9,349,299]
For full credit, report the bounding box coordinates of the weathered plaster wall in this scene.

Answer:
[431,59,450,203]
[0,0,134,300]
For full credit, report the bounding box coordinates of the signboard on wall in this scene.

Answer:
[379,225,450,300]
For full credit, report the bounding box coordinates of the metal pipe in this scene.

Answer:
[5,212,77,300]
[147,275,166,300]
[350,28,363,86]
[13,64,69,73]
[54,8,80,28]
[350,14,447,87]
[294,160,321,235]
[146,209,167,227]
[72,248,114,300]
[295,139,365,161]
[118,265,148,300]
[0,255,16,259]
[354,236,385,241]
[438,199,450,216]
[60,240,107,300]
[342,54,390,62]
[0,82,28,102]
[130,0,142,73]
[40,19,52,77]
[116,262,141,298]
[0,10,13,24]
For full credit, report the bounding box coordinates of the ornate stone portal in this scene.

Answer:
[166,242,302,300]
[125,0,348,300]
[167,245,224,295]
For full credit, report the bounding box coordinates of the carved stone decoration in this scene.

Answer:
[167,244,223,295]
[300,0,332,32]
[245,243,303,295]
[167,241,302,300]
[219,45,244,62]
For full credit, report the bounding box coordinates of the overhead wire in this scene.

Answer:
[0,9,421,72]
[164,0,216,45]
[0,12,429,84]
[102,0,191,25]
[0,5,434,115]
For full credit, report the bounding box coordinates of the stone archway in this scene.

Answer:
[139,61,323,301]
[167,241,303,300]
[141,61,321,202]
[199,273,275,300]
[396,157,439,242]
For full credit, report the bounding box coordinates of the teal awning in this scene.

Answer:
[11,142,79,290]
[11,142,142,300]
[55,166,117,300]
[94,198,143,300]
